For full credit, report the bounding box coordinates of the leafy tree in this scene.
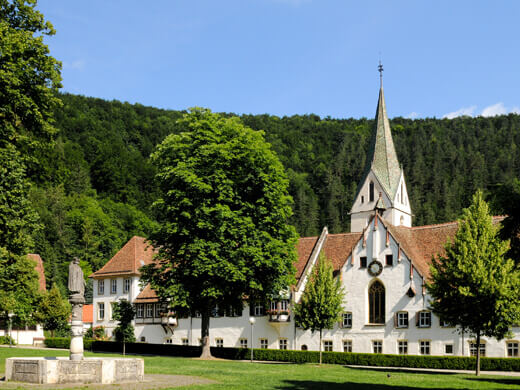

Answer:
[142,108,298,358]
[428,191,520,376]
[112,299,136,355]
[34,283,71,337]
[294,254,344,364]
[0,0,62,174]
[0,147,42,321]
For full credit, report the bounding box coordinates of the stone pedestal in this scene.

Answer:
[69,295,85,361]
[6,357,144,384]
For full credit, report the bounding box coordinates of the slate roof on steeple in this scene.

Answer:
[358,86,403,200]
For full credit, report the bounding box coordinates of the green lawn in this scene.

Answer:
[1,347,519,389]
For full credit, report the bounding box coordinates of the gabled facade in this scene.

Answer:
[89,80,520,358]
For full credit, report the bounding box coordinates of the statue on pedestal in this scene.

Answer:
[68,257,85,360]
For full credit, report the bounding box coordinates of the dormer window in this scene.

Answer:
[369,182,375,202]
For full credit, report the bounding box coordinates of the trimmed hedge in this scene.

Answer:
[44,337,93,350]
[89,341,520,372]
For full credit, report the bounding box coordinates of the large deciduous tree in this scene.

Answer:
[293,254,344,365]
[428,191,520,376]
[142,108,298,358]
[0,0,61,321]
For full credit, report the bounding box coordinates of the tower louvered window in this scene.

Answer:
[369,281,385,324]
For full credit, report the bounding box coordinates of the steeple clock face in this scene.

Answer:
[368,260,383,277]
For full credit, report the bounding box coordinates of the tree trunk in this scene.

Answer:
[200,310,212,359]
[319,329,322,365]
[475,332,481,376]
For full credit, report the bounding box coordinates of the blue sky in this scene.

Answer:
[37,0,520,119]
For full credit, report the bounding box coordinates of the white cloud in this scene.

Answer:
[63,59,85,71]
[480,102,507,117]
[512,107,520,114]
[442,106,477,119]
[407,112,419,119]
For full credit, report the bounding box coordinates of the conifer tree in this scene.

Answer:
[429,190,520,376]
[294,254,344,364]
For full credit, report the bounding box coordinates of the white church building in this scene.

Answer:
[90,81,520,359]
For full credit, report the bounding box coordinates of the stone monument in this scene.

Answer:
[68,257,85,361]
[5,257,144,384]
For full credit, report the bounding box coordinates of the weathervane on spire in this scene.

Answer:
[378,60,384,87]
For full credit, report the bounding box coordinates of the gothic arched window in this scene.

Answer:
[369,280,385,324]
[369,181,375,202]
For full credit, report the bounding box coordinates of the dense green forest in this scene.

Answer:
[31,92,520,294]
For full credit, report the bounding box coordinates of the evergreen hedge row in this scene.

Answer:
[86,341,520,371]
[44,337,93,350]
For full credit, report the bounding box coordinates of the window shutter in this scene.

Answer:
[416,312,420,327]
[394,313,398,327]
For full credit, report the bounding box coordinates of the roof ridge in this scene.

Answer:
[327,232,363,237]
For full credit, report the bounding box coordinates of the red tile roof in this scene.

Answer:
[321,232,362,274]
[134,284,159,303]
[90,236,155,278]
[295,231,361,281]
[82,304,93,323]
[384,216,505,280]
[27,254,46,291]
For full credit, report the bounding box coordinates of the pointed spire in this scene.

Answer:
[365,65,402,198]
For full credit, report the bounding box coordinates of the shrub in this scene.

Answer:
[44,337,93,350]
[89,341,520,371]
[0,335,16,345]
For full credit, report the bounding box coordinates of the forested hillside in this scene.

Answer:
[32,92,520,294]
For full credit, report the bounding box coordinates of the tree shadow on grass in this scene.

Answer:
[466,377,520,387]
[274,380,458,390]
[344,365,461,376]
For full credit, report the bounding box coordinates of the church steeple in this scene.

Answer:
[349,65,412,232]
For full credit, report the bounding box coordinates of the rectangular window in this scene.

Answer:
[398,340,408,354]
[146,304,153,318]
[343,340,352,353]
[110,302,115,321]
[98,303,105,320]
[323,340,333,352]
[260,338,268,349]
[155,304,162,318]
[182,338,189,346]
[136,304,143,318]
[254,304,265,316]
[396,312,408,328]
[98,280,105,295]
[215,338,223,348]
[507,342,519,357]
[123,278,130,293]
[385,254,393,266]
[445,344,454,354]
[361,196,364,203]
[372,340,382,354]
[227,306,240,317]
[280,300,289,311]
[211,305,220,317]
[469,343,486,357]
[420,340,430,355]
[417,311,431,328]
[194,311,202,318]
[342,312,352,328]
[279,339,288,350]
[360,256,367,268]
[240,339,248,349]
[111,279,117,294]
